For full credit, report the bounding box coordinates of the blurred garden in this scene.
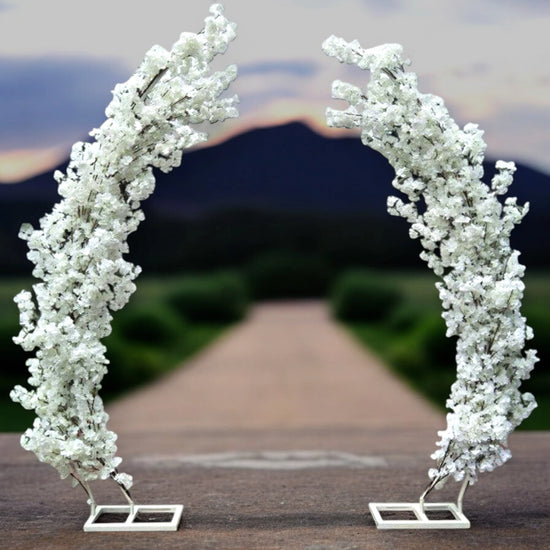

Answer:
[2,263,548,432]
[2,115,548,433]
[0,271,246,431]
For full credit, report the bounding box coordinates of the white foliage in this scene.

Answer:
[11,4,238,492]
[323,35,538,486]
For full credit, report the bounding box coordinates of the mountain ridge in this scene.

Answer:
[0,122,548,273]
[2,122,548,212]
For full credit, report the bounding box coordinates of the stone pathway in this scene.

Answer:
[107,301,442,434]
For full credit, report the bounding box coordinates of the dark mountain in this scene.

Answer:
[0,122,548,274]
[0,122,395,211]
[152,122,395,216]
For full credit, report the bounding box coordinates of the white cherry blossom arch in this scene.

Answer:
[323,36,538,528]
[10,4,238,531]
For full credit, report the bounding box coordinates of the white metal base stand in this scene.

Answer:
[369,476,470,529]
[369,501,470,529]
[84,504,184,532]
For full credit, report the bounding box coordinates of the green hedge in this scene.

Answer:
[2,272,250,430]
[331,270,403,322]
[246,252,332,300]
[166,271,248,322]
[519,305,550,428]
[385,312,456,404]
[0,315,35,431]
[0,316,29,378]
[102,271,249,396]
[110,302,187,346]
[341,271,550,430]
[101,301,189,394]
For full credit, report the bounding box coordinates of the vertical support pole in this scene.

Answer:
[457,475,469,514]
[418,476,438,515]
[83,481,97,518]
[115,478,136,518]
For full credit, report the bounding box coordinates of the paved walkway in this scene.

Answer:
[107,301,442,434]
[1,302,548,549]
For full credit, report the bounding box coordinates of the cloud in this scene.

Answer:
[485,0,550,13]
[239,60,318,78]
[239,89,304,111]
[362,0,404,13]
[235,60,322,118]
[0,0,549,180]
[0,56,128,150]
[479,105,550,173]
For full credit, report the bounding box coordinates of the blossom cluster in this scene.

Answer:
[323,36,538,486]
[11,4,238,494]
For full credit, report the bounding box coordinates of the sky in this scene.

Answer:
[0,0,549,182]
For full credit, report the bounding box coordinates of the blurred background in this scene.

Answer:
[0,0,548,431]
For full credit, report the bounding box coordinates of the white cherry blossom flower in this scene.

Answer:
[11,3,238,500]
[323,35,538,488]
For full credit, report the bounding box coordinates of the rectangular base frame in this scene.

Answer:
[84,504,184,532]
[369,502,470,529]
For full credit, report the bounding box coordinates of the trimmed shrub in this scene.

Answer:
[103,336,167,394]
[247,251,332,299]
[386,312,456,405]
[332,270,403,322]
[414,313,455,368]
[167,271,248,322]
[386,302,425,333]
[110,302,187,346]
[102,302,186,395]
[0,316,29,378]
[522,306,550,393]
